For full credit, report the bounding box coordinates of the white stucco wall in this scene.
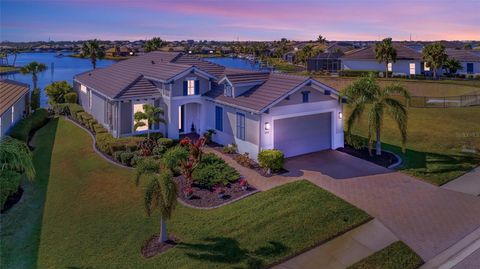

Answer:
[342,59,422,75]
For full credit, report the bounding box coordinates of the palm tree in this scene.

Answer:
[343,75,410,156]
[442,57,463,76]
[139,170,177,243]
[422,42,448,79]
[82,39,105,69]
[143,37,164,53]
[134,104,165,139]
[0,137,35,180]
[20,61,47,90]
[375,38,397,78]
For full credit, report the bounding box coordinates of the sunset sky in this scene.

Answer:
[1,0,479,42]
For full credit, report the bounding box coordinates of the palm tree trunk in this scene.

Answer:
[33,73,38,90]
[375,128,382,156]
[385,63,389,78]
[159,217,168,243]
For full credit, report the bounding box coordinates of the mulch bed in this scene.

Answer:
[141,234,178,258]
[1,187,24,214]
[176,176,257,208]
[338,145,399,168]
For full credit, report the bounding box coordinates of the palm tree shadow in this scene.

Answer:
[178,237,289,269]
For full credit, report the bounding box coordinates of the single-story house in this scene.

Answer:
[105,46,134,57]
[74,52,344,159]
[0,79,29,139]
[307,52,343,73]
[445,49,480,75]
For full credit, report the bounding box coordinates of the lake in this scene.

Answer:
[1,53,266,106]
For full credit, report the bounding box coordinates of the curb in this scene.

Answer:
[385,150,403,169]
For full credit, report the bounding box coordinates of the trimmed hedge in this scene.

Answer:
[64,92,78,104]
[192,153,240,187]
[0,170,22,209]
[258,149,284,172]
[9,109,49,142]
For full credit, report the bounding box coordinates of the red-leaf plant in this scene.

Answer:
[179,137,206,191]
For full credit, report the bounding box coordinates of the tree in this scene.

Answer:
[317,35,327,44]
[442,57,463,75]
[343,75,410,156]
[464,43,472,50]
[134,104,165,139]
[143,37,165,52]
[375,38,397,78]
[30,88,41,111]
[82,39,105,69]
[422,42,448,79]
[45,80,74,105]
[0,136,35,180]
[20,61,47,90]
[139,170,177,243]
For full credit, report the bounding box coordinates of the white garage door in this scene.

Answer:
[274,113,331,157]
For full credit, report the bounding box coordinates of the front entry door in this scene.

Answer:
[179,105,185,133]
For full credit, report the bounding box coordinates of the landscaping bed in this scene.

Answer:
[338,145,399,168]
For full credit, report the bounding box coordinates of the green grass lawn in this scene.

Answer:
[1,117,370,269]
[0,66,19,73]
[345,106,480,185]
[348,241,423,269]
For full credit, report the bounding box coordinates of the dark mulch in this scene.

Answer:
[338,145,399,168]
[176,176,257,208]
[141,235,178,258]
[1,187,24,214]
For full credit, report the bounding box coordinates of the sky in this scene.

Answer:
[1,0,479,42]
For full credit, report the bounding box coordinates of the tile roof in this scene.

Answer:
[172,54,226,78]
[0,79,29,116]
[221,71,270,86]
[446,49,480,62]
[116,76,161,99]
[341,44,422,60]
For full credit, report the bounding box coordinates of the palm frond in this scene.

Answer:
[144,175,161,216]
[383,84,411,106]
[134,158,161,185]
[385,98,408,152]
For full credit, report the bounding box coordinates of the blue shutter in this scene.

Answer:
[215,106,223,131]
[183,81,188,96]
[302,91,309,103]
[194,80,200,95]
[467,63,474,74]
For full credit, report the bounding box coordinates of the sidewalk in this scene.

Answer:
[442,167,480,196]
[273,219,398,269]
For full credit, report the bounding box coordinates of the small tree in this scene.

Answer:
[422,42,448,79]
[20,61,47,90]
[442,57,463,76]
[317,35,327,44]
[179,137,205,190]
[82,39,105,69]
[143,37,165,52]
[0,136,35,180]
[45,81,74,105]
[30,88,41,111]
[343,75,410,156]
[375,38,397,78]
[133,104,165,139]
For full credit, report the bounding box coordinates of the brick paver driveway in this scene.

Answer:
[282,150,480,261]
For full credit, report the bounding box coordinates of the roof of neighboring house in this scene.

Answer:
[446,49,480,62]
[0,79,29,116]
[341,44,422,60]
[204,73,336,112]
[309,52,343,60]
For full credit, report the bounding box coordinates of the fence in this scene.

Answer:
[393,94,480,108]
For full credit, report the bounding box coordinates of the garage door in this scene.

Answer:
[274,113,331,157]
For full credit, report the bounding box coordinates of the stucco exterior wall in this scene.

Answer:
[171,72,210,97]
[0,93,27,139]
[342,59,422,75]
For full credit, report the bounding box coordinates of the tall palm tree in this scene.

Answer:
[134,104,165,139]
[0,136,35,180]
[20,61,47,90]
[139,170,177,243]
[82,39,105,69]
[422,42,448,79]
[343,75,410,156]
[375,38,397,78]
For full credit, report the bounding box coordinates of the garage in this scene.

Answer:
[273,112,331,157]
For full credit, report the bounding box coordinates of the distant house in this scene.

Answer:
[105,46,134,57]
[200,46,214,54]
[340,45,425,76]
[74,52,344,159]
[445,49,480,75]
[307,52,343,73]
[0,79,29,138]
[282,51,296,63]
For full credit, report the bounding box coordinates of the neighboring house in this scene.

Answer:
[307,52,343,73]
[74,51,344,159]
[445,49,480,75]
[105,46,134,57]
[341,44,425,76]
[282,51,296,63]
[0,79,29,139]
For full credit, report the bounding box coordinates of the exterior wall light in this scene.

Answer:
[265,122,271,130]
[338,112,343,119]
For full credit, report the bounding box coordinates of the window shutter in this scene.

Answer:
[183,81,188,96]
[194,80,200,95]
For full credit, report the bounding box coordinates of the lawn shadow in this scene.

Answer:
[0,118,59,269]
[178,237,289,269]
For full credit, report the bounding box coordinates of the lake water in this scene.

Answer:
[1,53,265,106]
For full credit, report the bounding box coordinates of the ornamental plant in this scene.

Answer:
[258,149,284,174]
[179,137,206,195]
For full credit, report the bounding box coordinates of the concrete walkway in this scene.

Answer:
[273,219,398,269]
[442,167,480,196]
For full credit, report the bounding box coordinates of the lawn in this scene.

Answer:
[1,117,370,269]
[0,66,19,74]
[345,106,480,185]
[348,241,423,269]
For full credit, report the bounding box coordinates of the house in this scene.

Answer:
[105,46,134,57]
[74,52,344,159]
[307,52,343,73]
[0,79,29,138]
[445,49,480,75]
[341,44,425,76]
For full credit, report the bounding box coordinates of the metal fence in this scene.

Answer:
[393,94,480,108]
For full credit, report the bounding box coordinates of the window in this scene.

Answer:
[424,62,430,71]
[236,112,245,140]
[467,63,474,74]
[183,79,199,96]
[187,80,195,95]
[215,106,223,131]
[302,91,310,103]
[80,85,87,94]
[11,106,14,122]
[89,90,92,109]
[133,103,148,131]
[224,84,232,97]
[409,63,416,75]
[387,62,392,72]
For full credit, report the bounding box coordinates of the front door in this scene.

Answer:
[179,105,185,133]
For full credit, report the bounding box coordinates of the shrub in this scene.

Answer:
[157,138,174,148]
[235,152,254,168]
[339,70,385,77]
[109,142,126,153]
[93,124,107,134]
[113,150,124,162]
[346,134,367,150]
[258,149,284,172]
[50,103,69,116]
[87,118,97,131]
[131,154,147,167]
[9,109,49,142]
[45,80,74,105]
[223,143,238,154]
[192,154,240,187]
[120,151,134,166]
[67,103,84,120]
[95,133,115,154]
[64,92,78,104]
[0,170,22,209]
[79,112,93,126]
[30,88,40,111]
[162,145,189,174]
[203,129,216,144]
